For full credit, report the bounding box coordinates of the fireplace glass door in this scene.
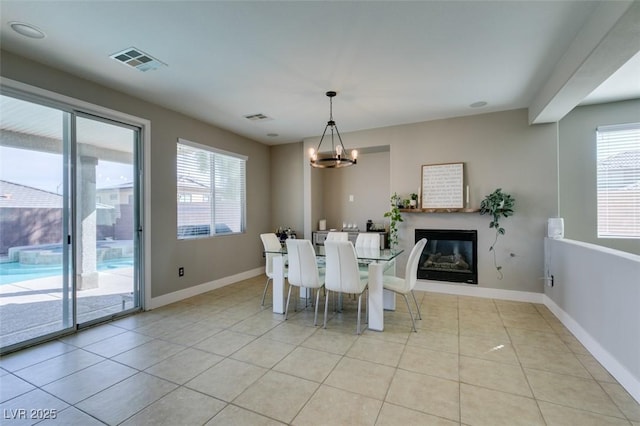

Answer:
[416,229,478,284]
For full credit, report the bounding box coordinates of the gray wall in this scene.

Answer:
[1,50,272,299]
[303,109,558,293]
[545,238,640,401]
[320,149,390,232]
[270,143,304,234]
[558,99,640,255]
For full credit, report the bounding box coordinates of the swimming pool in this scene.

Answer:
[0,258,134,285]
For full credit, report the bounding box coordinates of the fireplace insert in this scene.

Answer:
[415,229,477,284]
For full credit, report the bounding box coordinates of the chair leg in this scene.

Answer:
[284,285,292,320]
[261,277,272,306]
[323,290,330,329]
[403,294,417,332]
[314,287,321,326]
[356,293,363,335]
[365,288,368,324]
[411,290,422,320]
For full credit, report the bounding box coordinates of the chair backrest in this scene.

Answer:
[326,232,349,242]
[285,239,323,288]
[355,233,380,249]
[260,233,282,278]
[404,238,428,291]
[324,241,364,293]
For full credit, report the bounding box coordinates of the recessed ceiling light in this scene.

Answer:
[9,22,45,39]
[470,101,488,108]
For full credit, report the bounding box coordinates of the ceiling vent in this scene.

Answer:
[244,113,272,122]
[110,47,166,72]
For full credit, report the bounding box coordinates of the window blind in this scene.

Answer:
[177,139,246,239]
[596,123,640,239]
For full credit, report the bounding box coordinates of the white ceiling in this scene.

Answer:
[1,1,639,145]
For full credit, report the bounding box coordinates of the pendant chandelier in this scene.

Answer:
[309,91,358,168]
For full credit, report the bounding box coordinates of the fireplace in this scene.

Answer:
[415,229,477,284]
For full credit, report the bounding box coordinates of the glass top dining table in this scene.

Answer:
[265,244,404,262]
[266,242,404,331]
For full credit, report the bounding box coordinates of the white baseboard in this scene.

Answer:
[149,267,264,310]
[415,280,544,303]
[543,295,640,404]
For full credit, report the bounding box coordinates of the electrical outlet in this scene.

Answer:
[178,267,184,277]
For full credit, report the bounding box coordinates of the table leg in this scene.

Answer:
[368,262,384,331]
[272,255,285,314]
[382,260,397,310]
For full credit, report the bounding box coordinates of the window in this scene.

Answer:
[596,123,640,238]
[177,138,246,239]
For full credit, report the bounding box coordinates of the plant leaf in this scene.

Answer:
[498,228,505,235]
[496,266,502,271]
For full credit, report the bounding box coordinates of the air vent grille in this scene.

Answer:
[244,113,272,122]
[110,47,166,72]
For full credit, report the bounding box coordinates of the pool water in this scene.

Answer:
[0,258,134,285]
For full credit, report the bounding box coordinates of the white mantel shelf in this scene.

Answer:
[399,208,480,213]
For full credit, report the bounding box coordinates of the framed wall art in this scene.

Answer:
[421,162,464,209]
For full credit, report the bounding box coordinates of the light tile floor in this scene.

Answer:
[1,275,639,425]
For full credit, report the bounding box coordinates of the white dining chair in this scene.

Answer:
[326,231,349,242]
[354,233,381,278]
[260,233,287,306]
[355,233,380,249]
[285,239,325,325]
[382,238,427,332]
[323,240,368,334]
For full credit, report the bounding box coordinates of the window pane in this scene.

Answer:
[177,140,245,239]
[596,123,640,239]
[214,153,245,233]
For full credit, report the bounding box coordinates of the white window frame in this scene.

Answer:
[177,138,247,239]
[596,123,640,239]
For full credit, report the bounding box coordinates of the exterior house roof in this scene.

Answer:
[0,180,62,208]
[0,180,113,209]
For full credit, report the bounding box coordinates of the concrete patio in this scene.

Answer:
[0,266,136,349]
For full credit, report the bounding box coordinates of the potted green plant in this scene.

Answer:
[479,188,515,279]
[384,193,404,248]
[409,193,418,208]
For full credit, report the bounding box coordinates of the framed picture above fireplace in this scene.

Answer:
[421,162,464,209]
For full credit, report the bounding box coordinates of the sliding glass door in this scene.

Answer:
[0,92,142,352]
[0,96,73,348]
[75,114,140,327]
